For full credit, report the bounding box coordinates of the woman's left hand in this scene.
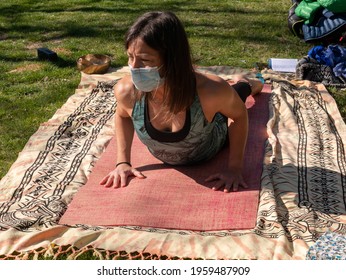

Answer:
[205,169,248,192]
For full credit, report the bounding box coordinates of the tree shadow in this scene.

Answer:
[134,159,346,216]
[268,162,346,216]
[0,1,292,54]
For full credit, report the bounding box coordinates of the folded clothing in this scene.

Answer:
[308,44,346,67]
[306,231,346,260]
[302,9,346,42]
[318,0,346,13]
[311,44,346,81]
[296,55,345,86]
[295,0,322,24]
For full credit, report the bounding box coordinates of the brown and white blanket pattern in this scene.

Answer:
[0,66,345,259]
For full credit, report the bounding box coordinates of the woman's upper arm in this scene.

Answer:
[217,82,247,121]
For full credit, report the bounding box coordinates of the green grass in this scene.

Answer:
[0,0,345,178]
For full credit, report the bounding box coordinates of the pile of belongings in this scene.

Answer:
[296,44,346,86]
[288,0,346,43]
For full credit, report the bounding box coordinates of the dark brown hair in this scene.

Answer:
[125,11,196,114]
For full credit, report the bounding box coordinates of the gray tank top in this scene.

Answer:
[131,94,228,165]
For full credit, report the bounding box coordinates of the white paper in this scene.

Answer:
[269,58,298,73]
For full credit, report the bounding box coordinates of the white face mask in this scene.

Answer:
[129,65,164,92]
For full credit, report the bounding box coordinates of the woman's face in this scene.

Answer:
[127,38,162,69]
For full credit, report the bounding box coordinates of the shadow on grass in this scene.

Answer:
[0,0,288,43]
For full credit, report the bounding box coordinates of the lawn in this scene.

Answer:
[0,0,345,179]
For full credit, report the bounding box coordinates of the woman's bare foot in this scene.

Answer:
[232,75,264,96]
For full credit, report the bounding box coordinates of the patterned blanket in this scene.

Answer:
[0,66,345,260]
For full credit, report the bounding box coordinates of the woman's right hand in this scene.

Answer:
[99,164,146,188]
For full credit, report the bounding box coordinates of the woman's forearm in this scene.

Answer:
[115,113,135,164]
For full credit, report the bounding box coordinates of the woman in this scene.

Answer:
[100,11,263,192]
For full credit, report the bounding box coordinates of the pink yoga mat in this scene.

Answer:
[59,85,271,230]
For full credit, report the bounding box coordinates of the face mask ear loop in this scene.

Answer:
[157,65,164,79]
[150,76,163,100]
[152,65,165,101]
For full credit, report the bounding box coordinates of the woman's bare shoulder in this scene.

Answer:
[195,71,231,96]
[196,72,235,104]
[114,75,136,105]
[114,75,133,97]
[195,71,237,120]
[113,75,137,117]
